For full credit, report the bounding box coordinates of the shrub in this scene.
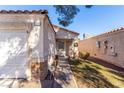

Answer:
[79,52,84,59]
[79,52,90,60]
[83,52,90,60]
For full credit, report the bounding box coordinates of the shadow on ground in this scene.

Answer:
[70,59,124,88]
[40,70,62,88]
[88,57,124,72]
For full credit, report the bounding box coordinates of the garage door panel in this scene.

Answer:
[0,56,27,65]
[0,32,26,41]
[15,56,28,65]
[0,34,28,57]
[0,66,27,78]
[0,56,16,66]
[0,31,28,78]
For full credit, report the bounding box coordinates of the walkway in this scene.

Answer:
[0,56,78,88]
[0,78,41,88]
[40,56,78,88]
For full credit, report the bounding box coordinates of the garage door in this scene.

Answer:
[0,31,28,78]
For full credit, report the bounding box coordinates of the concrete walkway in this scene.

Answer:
[53,56,78,88]
[0,56,78,88]
[0,78,15,88]
[0,78,41,88]
[41,56,78,88]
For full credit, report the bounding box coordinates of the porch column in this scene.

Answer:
[64,39,67,57]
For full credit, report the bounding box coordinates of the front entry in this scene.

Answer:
[56,39,73,57]
[57,40,66,57]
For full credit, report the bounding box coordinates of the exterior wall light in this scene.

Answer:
[74,42,78,47]
[34,20,41,26]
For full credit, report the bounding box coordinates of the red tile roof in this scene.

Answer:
[53,25,79,35]
[92,27,124,38]
[103,27,124,35]
[0,10,48,14]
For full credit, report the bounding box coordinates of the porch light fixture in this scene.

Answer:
[34,20,41,26]
[27,19,34,23]
[74,43,78,47]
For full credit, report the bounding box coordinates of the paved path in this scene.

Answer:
[41,56,78,88]
[53,56,78,88]
[0,56,78,88]
[0,78,41,88]
[0,78,15,88]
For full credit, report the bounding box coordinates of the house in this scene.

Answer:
[0,10,79,80]
[78,27,124,68]
[53,25,79,57]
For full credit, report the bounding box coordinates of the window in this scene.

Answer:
[104,40,108,49]
[58,41,64,50]
[96,41,100,48]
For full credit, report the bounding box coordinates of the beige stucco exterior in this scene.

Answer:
[0,10,79,80]
[43,16,57,67]
[78,29,124,68]
[53,25,79,57]
[53,25,78,40]
[0,13,54,80]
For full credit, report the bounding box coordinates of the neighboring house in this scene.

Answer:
[78,27,124,68]
[82,33,94,40]
[0,10,79,80]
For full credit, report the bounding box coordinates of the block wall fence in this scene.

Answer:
[78,29,124,68]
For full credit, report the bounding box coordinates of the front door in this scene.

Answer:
[57,40,66,57]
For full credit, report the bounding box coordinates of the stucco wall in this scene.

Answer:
[43,16,57,68]
[54,27,78,40]
[0,14,49,79]
[78,30,124,68]
[0,14,45,61]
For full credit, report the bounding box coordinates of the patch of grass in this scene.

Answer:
[71,59,124,88]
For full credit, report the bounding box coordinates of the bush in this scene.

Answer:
[79,52,90,60]
[79,52,84,59]
[83,52,90,60]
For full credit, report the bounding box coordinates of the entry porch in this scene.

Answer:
[56,39,74,57]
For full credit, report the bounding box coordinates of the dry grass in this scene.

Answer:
[71,59,124,88]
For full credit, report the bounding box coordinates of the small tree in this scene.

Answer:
[53,5,93,27]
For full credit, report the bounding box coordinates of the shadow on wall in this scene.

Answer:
[0,35,28,79]
[0,26,41,79]
[48,25,56,65]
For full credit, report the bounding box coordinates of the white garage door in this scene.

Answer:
[0,31,28,78]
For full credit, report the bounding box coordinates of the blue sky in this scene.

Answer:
[0,5,124,39]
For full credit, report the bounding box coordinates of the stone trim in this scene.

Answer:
[30,58,48,81]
